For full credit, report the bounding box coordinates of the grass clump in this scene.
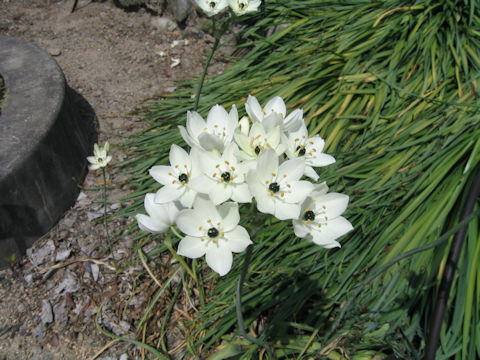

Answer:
[119,0,480,358]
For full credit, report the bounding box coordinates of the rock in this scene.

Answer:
[28,240,55,266]
[55,248,71,262]
[53,298,68,323]
[47,47,62,56]
[144,0,166,14]
[54,271,79,296]
[41,300,53,324]
[32,323,46,339]
[119,354,128,360]
[151,16,177,32]
[166,0,192,23]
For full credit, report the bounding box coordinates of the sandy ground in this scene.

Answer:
[0,1,232,358]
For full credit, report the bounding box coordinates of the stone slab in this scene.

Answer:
[0,35,97,268]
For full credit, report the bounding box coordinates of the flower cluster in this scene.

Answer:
[194,0,261,17]
[136,95,353,275]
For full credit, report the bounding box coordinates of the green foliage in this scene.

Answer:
[119,0,480,358]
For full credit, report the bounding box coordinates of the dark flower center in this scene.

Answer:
[269,182,280,193]
[254,145,261,155]
[178,173,188,183]
[221,172,231,182]
[207,227,219,238]
[296,145,306,156]
[304,210,315,221]
[209,2,216,8]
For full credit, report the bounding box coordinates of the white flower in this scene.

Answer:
[283,123,336,180]
[149,144,200,207]
[234,119,285,167]
[293,183,353,248]
[245,95,303,132]
[228,0,261,15]
[136,194,182,234]
[189,143,252,205]
[246,149,314,220]
[194,0,229,17]
[179,104,238,152]
[87,142,112,170]
[175,195,252,276]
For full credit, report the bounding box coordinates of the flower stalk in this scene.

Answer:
[235,245,273,357]
[194,18,226,111]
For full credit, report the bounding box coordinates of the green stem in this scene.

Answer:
[102,167,112,256]
[236,245,273,357]
[164,236,198,282]
[194,18,222,112]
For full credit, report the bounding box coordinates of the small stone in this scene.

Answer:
[151,17,177,32]
[48,47,62,56]
[91,263,99,282]
[55,249,71,262]
[32,323,46,339]
[119,354,128,360]
[28,240,55,266]
[170,58,180,68]
[55,271,79,296]
[167,0,192,23]
[41,300,53,324]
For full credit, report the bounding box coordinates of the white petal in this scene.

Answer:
[177,236,207,258]
[283,180,314,203]
[205,246,233,276]
[209,183,232,205]
[256,149,278,184]
[320,216,353,240]
[189,175,216,194]
[246,170,267,198]
[284,109,304,132]
[293,220,310,238]
[304,166,320,181]
[198,132,224,152]
[207,104,229,126]
[224,226,252,253]
[179,187,198,208]
[217,202,239,232]
[193,195,220,223]
[231,183,253,203]
[245,95,263,122]
[155,185,184,203]
[307,153,336,167]
[274,201,300,220]
[311,182,329,197]
[278,158,305,182]
[178,125,197,148]
[226,104,239,135]
[149,165,173,186]
[186,111,206,139]
[264,96,286,118]
[144,193,176,225]
[136,214,168,234]
[310,230,341,248]
[169,144,190,169]
[176,209,205,236]
[256,195,275,215]
[316,193,350,218]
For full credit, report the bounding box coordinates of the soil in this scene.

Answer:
[0,1,232,359]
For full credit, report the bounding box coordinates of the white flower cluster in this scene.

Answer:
[136,95,353,275]
[194,0,261,17]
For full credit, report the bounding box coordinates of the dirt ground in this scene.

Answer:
[0,1,232,359]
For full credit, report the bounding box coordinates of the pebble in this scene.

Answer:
[150,16,177,32]
[41,300,53,324]
[47,47,62,56]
